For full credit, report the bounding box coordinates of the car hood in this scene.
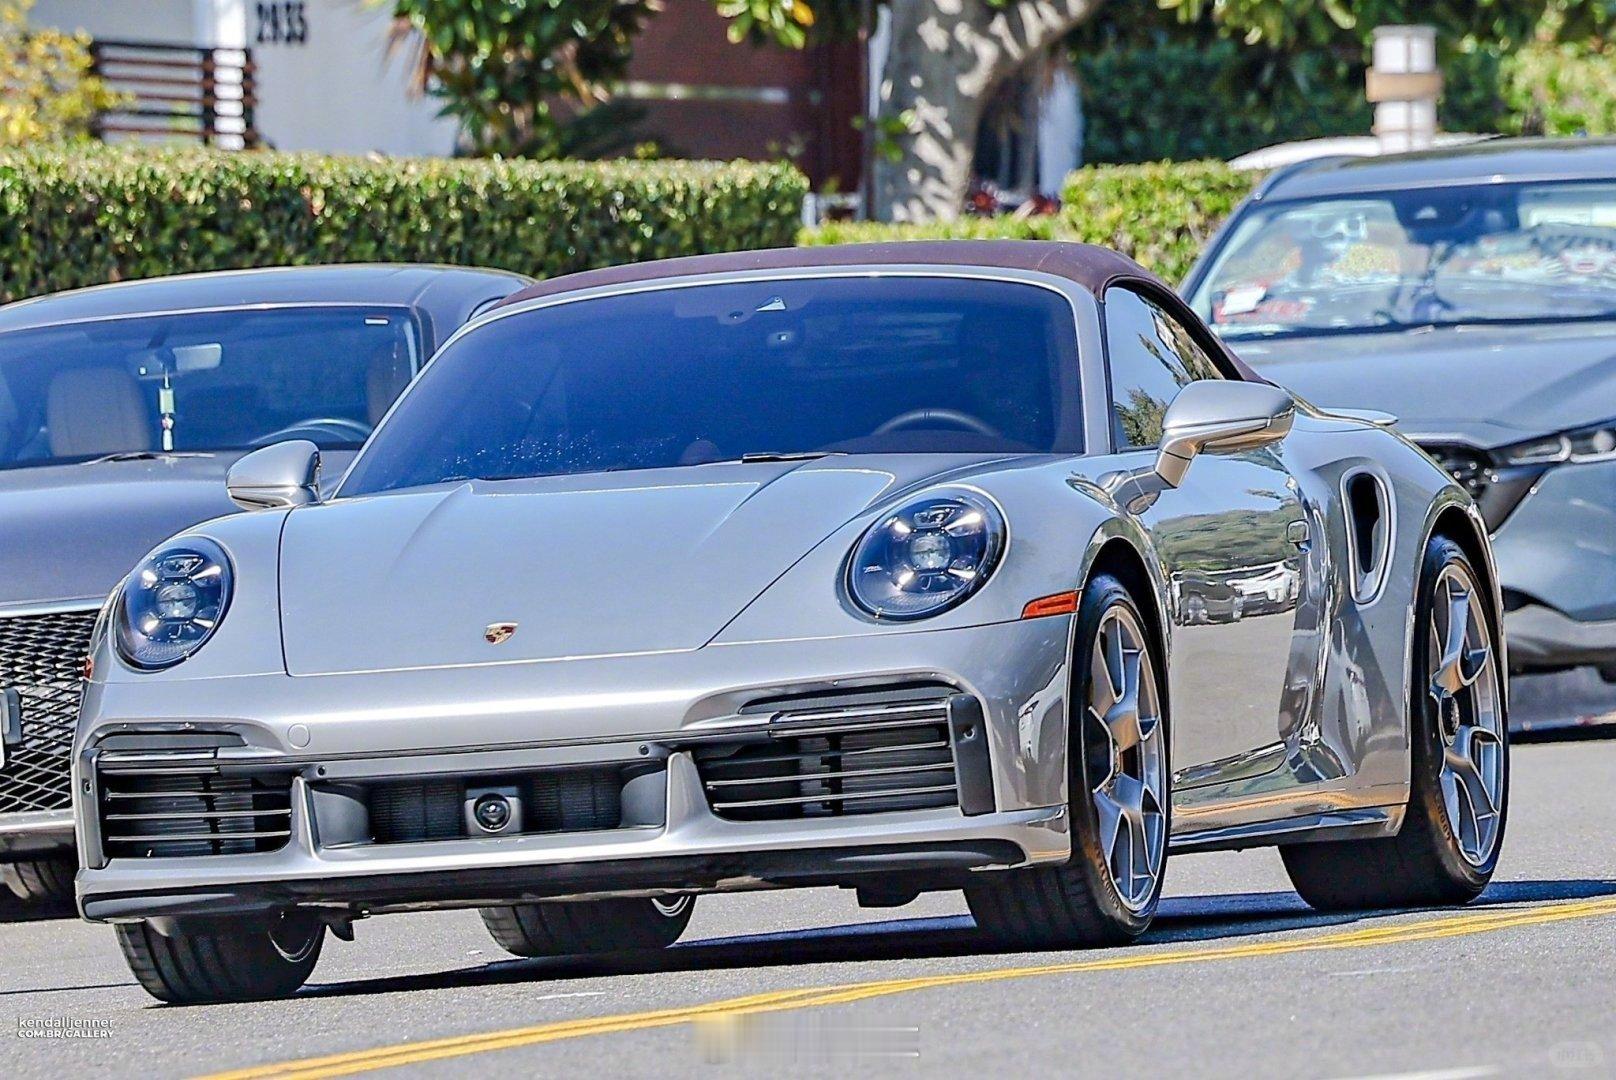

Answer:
[0,455,244,611]
[1231,322,1616,449]
[277,457,993,675]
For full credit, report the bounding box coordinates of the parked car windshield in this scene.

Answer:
[0,306,419,470]
[341,276,1082,495]
[1188,179,1616,340]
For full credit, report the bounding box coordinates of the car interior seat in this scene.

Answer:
[45,367,152,459]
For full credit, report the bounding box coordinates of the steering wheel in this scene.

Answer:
[249,417,373,447]
[873,408,1001,438]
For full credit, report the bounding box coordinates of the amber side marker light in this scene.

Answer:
[1021,591,1080,619]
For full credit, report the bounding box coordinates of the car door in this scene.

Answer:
[1100,285,1314,790]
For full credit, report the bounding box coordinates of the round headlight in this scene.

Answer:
[846,492,1005,620]
[115,539,233,669]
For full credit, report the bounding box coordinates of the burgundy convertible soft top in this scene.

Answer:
[493,240,1262,381]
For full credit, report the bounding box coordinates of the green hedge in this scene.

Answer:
[801,159,1259,286]
[1076,39,1371,165]
[0,147,808,303]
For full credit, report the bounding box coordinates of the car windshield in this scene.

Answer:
[0,306,419,470]
[1188,179,1616,340]
[340,276,1082,496]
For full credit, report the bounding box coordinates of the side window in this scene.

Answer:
[1103,287,1223,449]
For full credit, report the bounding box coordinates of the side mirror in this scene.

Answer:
[1154,381,1295,489]
[226,440,321,510]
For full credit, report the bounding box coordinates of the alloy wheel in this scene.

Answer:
[1427,562,1505,867]
[1084,603,1168,913]
[651,896,692,918]
[268,910,323,964]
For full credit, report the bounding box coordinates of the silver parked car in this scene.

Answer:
[1184,138,1616,694]
[74,242,1507,1003]
[0,264,529,906]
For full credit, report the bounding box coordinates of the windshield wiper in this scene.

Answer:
[733,451,843,463]
[81,450,207,465]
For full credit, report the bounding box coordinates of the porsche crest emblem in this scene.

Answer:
[484,622,518,645]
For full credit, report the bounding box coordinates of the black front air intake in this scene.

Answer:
[97,761,295,859]
[366,767,625,844]
[692,687,989,821]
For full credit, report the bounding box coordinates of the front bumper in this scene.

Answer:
[0,809,74,859]
[1489,457,1616,669]
[1504,604,1616,671]
[75,618,1075,922]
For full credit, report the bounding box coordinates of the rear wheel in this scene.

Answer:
[966,573,1169,947]
[1282,535,1507,910]
[115,910,325,1004]
[1,853,76,906]
[480,895,694,958]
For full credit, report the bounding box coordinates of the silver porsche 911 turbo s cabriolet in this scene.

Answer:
[72,241,1508,1003]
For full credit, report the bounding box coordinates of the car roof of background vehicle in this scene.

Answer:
[0,263,532,335]
[1255,136,1616,203]
[494,239,1263,381]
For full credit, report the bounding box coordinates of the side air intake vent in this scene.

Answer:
[1344,471,1391,603]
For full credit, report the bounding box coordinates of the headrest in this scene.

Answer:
[46,367,151,458]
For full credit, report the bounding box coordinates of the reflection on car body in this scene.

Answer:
[1173,560,1301,625]
[72,243,1509,1004]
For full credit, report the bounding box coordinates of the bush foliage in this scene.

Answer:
[0,148,807,302]
[803,159,1259,286]
[0,0,121,147]
[1076,35,1616,164]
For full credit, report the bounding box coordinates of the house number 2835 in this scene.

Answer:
[255,2,309,45]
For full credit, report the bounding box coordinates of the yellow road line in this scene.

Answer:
[200,896,1616,1080]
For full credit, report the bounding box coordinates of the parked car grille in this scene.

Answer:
[1416,441,1543,531]
[95,752,295,859]
[0,609,97,814]
[693,693,961,821]
[1420,443,1490,499]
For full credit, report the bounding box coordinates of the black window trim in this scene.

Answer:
[1098,280,1240,454]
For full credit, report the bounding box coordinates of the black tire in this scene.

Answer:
[2,853,76,905]
[965,573,1170,948]
[114,911,325,1004]
[1282,534,1508,911]
[480,895,694,958]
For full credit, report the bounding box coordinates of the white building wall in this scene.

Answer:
[238,1,458,156]
[31,0,459,158]
[31,0,204,42]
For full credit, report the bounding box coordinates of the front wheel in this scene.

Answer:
[1283,534,1508,910]
[115,910,325,1004]
[966,573,1170,947]
[480,895,694,958]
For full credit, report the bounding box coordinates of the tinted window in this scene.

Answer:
[0,307,419,469]
[342,277,1083,495]
[1104,288,1222,450]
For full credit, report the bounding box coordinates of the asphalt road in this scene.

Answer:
[4,730,1614,1080]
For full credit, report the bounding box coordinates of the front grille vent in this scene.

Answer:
[96,756,295,859]
[367,767,624,844]
[693,694,961,821]
[0,609,97,813]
